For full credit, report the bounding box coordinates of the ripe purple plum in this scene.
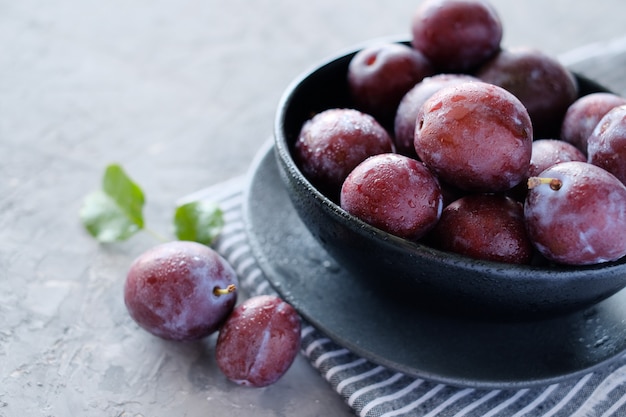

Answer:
[561,92,626,154]
[124,241,238,341]
[348,42,434,125]
[528,139,586,177]
[476,47,578,138]
[295,108,393,198]
[411,0,503,73]
[340,153,443,240]
[415,81,533,192]
[525,161,626,265]
[587,105,626,185]
[394,73,479,157]
[216,295,301,387]
[431,194,533,264]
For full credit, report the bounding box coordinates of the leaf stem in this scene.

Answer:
[144,227,169,243]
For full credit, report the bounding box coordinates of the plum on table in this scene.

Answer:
[124,241,238,341]
[216,295,301,388]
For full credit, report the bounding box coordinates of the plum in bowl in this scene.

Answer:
[273,39,626,318]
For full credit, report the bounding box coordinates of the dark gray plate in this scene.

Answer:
[243,141,626,389]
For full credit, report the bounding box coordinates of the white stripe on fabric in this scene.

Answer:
[234,255,256,276]
[571,364,626,417]
[325,358,369,381]
[511,384,559,417]
[541,373,593,417]
[422,388,476,417]
[219,210,243,225]
[452,390,502,417]
[301,325,316,339]
[359,379,425,417]
[215,196,244,211]
[176,175,245,207]
[227,244,252,265]
[314,348,350,368]
[347,372,403,407]
[599,389,626,417]
[482,389,529,417]
[254,279,271,295]
[337,366,385,395]
[304,338,332,356]
[221,198,244,214]
[218,221,244,238]
[215,232,246,253]
[242,267,263,288]
[379,384,447,417]
[222,209,243,224]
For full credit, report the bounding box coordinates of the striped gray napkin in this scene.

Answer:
[197,175,626,417]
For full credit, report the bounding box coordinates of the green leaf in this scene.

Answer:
[80,164,145,242]
[102,164,145,228]
[174,200,224,245]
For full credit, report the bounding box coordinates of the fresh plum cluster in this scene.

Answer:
[295,0,626,267]
[124,241,301,387]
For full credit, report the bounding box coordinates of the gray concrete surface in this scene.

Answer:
[2,0,626,416]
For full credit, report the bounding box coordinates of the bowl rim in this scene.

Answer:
[273,37,626,283]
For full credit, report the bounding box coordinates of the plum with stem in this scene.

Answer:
[124,241,238,341]
[525,161,626,265]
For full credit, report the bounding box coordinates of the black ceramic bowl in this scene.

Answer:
[273,39,626,318]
